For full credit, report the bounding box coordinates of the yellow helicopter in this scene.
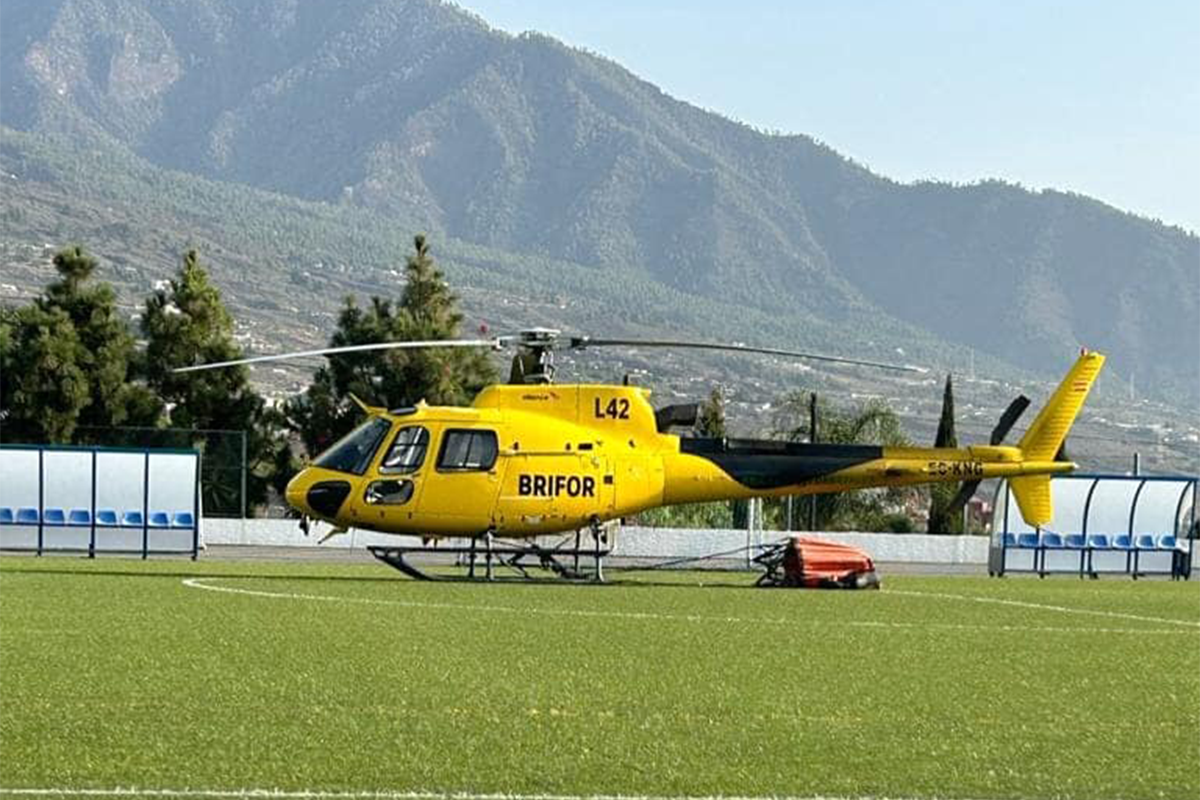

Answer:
[179,329,1104,580]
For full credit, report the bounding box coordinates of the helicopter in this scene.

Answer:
[178,329,1105,580]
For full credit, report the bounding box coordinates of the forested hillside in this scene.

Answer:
[0,126,960,382]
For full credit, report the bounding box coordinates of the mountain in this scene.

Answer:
[0,125,959,388]
[1,0,1197,405]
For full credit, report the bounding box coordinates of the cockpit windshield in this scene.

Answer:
[312,417,392,475]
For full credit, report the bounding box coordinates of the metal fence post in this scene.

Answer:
[36,448,44,556]
[192,451,201,560]
[240,430,248,519]
[141,451,150,559]
[89,450,97,558]
[808,392,818,531]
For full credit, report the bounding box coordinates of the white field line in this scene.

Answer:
[888,588,1200,629]
[0,788,995,800]
[180,578,1198,636]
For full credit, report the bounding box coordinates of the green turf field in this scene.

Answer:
[1,556,1197,800]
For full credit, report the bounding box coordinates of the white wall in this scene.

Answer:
[201,519,989,564]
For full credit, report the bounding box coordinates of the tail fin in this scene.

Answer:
[1018,351,1106,462]
[1010,350,1105,527]
[1010,475,1053,527]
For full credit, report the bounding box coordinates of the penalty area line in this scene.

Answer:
[180,578,1197,636]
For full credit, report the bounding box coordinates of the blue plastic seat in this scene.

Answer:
[67,509,91,526]
[1135,534,1157,549]
[95,508,119,526]
[1064,533,1086,549]
[1158,534,1178,550]
[121,510,145,527]
[1042,532,1064,548]
[1017,533,1040,548]
[1087,534,1111,549]
[43,508,66,526]
[1111,534,1133,550]
[148,511,171,528]
[0,508,13,524]
[171,511,195,528]
[16,507,39,524]
[1003,532,1018,547]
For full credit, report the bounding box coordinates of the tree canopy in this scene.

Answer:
[40,246,162,434]
[774,391,917,532]
[285,234,497,455]
[0,237,502,515]
[141,249,287,513]
[0,303,88,443]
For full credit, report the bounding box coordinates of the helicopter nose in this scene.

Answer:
[286,469,352,521]
[284,470,312,516]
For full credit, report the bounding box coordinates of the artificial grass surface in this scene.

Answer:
[1,555,1197,799]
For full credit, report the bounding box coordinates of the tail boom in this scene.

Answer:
[657,351,1103,526]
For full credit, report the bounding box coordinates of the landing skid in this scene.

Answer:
[368,530,611,583]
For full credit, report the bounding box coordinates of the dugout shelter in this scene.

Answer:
[0,444,200,558]
[990,473,1196,579]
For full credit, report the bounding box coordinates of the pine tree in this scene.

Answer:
[388,234,495,406]
[1,307,13,437]
[281,367,350,458]
[38,246,162,435]
[0,304,89,443]
[286,235,497,453]
[142,249,286,513]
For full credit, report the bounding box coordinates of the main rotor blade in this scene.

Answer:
[948,480,982,516]
[569,337,925,374]
[990,395,1031,446]
[172,338,504,373]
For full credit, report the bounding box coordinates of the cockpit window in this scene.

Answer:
[313,417,392,475]
[437,429,499,471]
[364,479,415,505]
[380,426,430,474]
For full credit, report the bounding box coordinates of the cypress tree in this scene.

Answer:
[933,374,957,449]
[927,374,964,533]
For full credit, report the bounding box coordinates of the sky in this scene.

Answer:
[455,0,1200,233]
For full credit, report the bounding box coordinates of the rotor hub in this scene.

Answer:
[509,328,563,384]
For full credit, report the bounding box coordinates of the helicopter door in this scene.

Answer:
[415,427,503,534]
[354,424,432,530]
[494,449,615,534]
[577,448,616,521]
